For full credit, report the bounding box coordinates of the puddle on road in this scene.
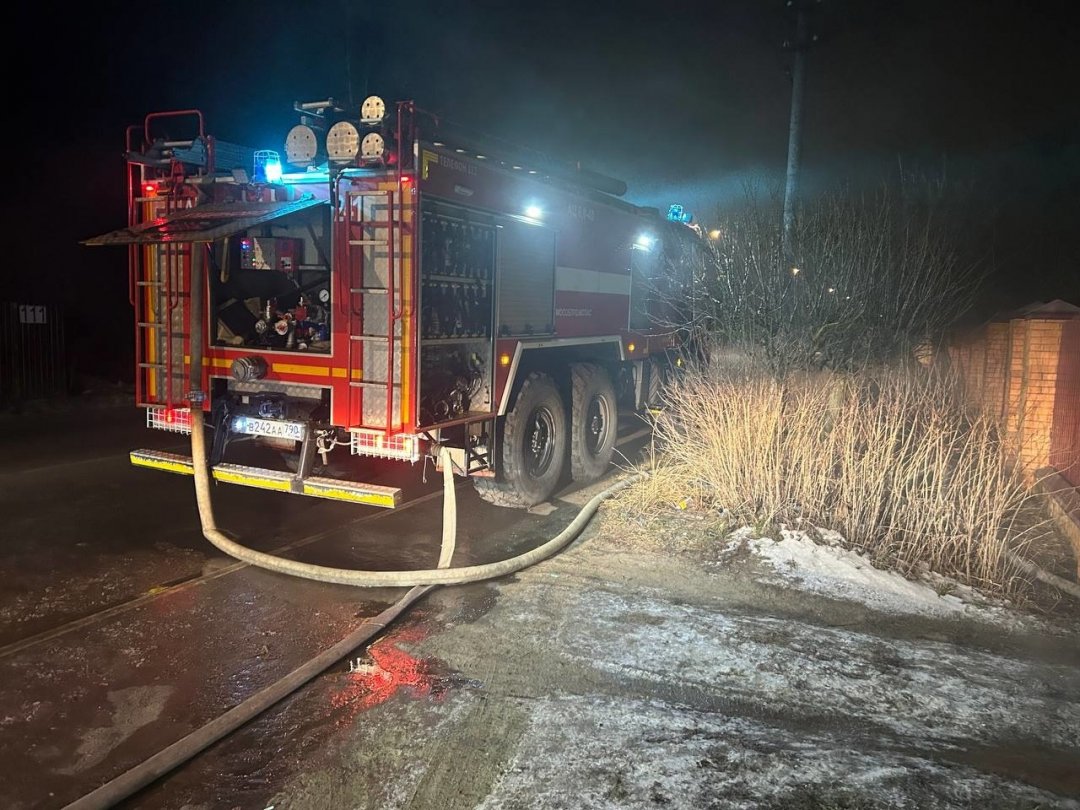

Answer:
[329,623,483,726]
[121,610,484,809]
[939,740,1080,798]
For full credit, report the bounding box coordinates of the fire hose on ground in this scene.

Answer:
[63,250,643,809]
[65,250,1078,810]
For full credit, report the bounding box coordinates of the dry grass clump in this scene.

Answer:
[614,357,1041,598]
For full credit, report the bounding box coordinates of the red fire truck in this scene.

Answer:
[85,97,708,508]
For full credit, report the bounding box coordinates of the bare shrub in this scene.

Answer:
[661,177,983,374]
[616,355,1040,599]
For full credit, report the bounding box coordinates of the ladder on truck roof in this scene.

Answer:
[343,187,413,434]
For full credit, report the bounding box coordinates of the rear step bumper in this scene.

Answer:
[130,449,401,508]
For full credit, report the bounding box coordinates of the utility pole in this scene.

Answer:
[782,0,818,264]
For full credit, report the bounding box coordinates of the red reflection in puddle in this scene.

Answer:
[330,625,452,722]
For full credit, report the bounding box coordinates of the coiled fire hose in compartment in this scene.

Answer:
[61,244,643,810]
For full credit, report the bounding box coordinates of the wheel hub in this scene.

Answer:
[525,406,555,478]
[584,395,608,456]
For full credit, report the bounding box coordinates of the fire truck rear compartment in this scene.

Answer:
[210,206,332,354]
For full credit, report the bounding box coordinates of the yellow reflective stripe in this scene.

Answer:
[270,363,331,377]
[182,356,358,379]
[130,453,194,475]
[211,469,293,491]
[131,451,398,506]
[183,355,232,369]
[302,482,397,507]
[330,368,363,380]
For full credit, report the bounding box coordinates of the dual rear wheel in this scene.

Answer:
[473,363,617,508]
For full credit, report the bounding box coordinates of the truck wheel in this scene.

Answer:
[569,363,617,482]
[473,372,567,508]
[646,356,666,409]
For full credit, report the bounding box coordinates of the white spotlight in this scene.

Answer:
[360,95,386,123]
[284,125,318,166]
[325,121,360,164]
[524,204,542,219]
[361,131,386,160]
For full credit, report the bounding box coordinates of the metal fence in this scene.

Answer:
[0,302,67,406]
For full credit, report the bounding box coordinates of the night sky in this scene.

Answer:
[6,0,1077,381]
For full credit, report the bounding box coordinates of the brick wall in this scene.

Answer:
[949,306,1080,486]
[1050,320,1080,486]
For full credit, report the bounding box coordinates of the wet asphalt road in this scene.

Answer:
[0,404,637,809]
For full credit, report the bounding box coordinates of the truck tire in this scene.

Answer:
[646,356,666,409]
[473,372,567,508]
[569,363,617,482]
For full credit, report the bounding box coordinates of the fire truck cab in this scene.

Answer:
[85,97,710,508]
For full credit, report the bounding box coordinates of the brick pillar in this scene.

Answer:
[984,322,1009,420]
[1005,317,1064,483]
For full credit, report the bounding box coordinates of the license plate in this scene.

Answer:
[231,415,306,441]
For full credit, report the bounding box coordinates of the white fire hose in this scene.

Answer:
[63,248,640,810]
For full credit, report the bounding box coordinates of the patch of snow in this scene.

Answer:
[726,527,1033,625]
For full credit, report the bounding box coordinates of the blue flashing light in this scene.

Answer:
[666,203,693,224]
[263,159,283,183]
[253,149,283,184]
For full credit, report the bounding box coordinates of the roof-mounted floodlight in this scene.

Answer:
[361,131,386,160]
[524,204,543,219]
[634,233,655,250]
[326,121,361,164]
[285,124,318,166]
[360,95,386,124]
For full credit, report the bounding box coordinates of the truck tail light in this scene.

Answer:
[147,406,192,434]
